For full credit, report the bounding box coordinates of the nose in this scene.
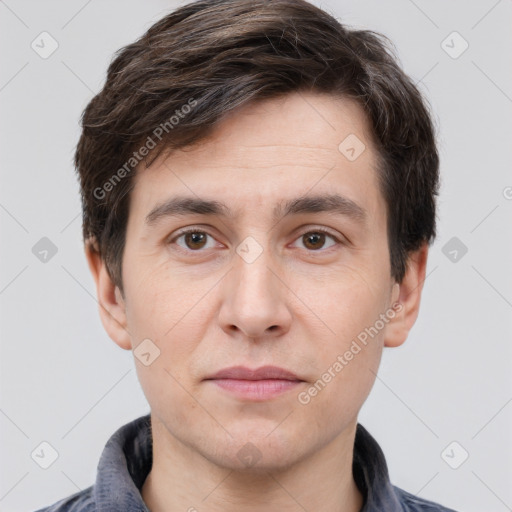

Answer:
[217,242,292,340]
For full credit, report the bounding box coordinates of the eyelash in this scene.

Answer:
[168,226,345,254]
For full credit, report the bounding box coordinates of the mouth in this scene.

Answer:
[204,365,305,401]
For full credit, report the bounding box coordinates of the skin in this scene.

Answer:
[86,92,428,512]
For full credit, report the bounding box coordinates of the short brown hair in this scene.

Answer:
[76,0,439,294]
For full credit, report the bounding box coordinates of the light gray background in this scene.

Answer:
[1,1,511,511]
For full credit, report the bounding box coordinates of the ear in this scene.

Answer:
[85,238,132,350]
[383,242,429,348]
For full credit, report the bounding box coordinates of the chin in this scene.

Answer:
[204,423,308,473]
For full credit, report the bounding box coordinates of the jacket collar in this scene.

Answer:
[94,414,402,511]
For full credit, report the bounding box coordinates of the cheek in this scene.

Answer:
[124,261,218,391]
[135,357,203,441]
[124,257,211,342]
[305,262,390,346]
[298,266,390,405]
[296,311,384,438]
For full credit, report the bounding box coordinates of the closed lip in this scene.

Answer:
[205,365,303,381]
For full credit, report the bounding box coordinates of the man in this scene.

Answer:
[36,0,457,510]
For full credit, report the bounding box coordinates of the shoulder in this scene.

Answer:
[393,485,460,512]
[33,486,95,512]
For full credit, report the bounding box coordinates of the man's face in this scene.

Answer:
[115,92,400,470]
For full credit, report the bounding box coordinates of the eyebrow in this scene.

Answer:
[144,193,368,227]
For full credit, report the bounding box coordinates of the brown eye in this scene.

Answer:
[172,229,216,251]
[303,232,326,250]
[292,230,339,251]
[184,232,207,250]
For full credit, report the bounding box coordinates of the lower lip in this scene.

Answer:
[208,379,302,400]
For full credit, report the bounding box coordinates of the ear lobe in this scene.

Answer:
[85,239,132,350]
[383,243,429,348]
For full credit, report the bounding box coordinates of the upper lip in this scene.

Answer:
[205,365,303,381]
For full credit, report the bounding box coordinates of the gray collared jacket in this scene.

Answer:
[34,414,458,512]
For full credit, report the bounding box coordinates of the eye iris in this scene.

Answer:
[185,232,206,249]
[303,232,325,250]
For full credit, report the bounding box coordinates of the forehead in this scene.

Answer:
[129,92,385,230]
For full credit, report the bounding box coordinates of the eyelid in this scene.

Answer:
[291,225,345,242]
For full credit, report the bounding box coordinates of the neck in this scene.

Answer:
[141,415,363,512]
